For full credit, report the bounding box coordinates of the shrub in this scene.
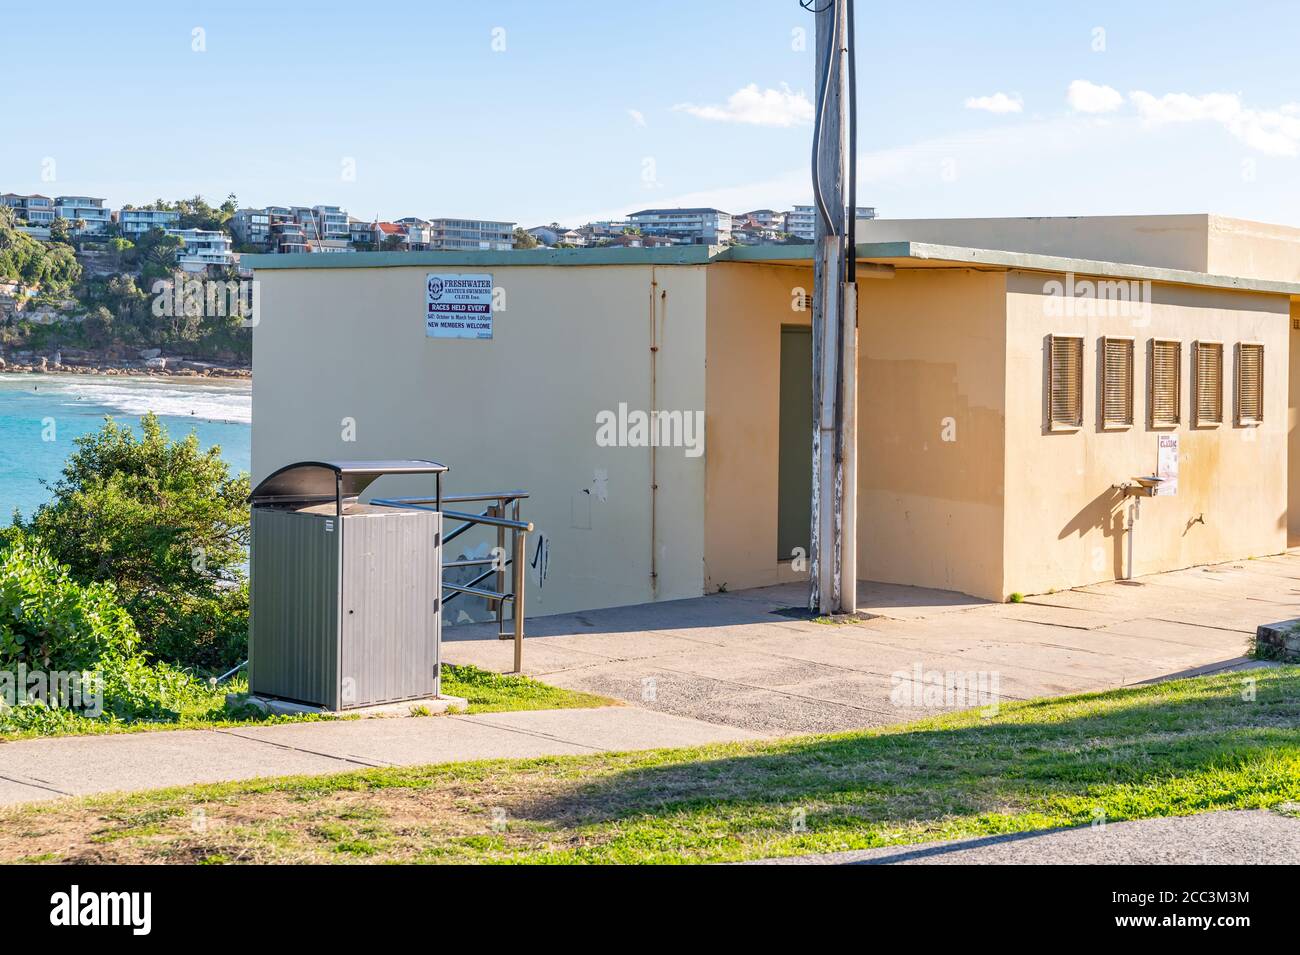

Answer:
[16,413,250,671]
[0,541,212,722]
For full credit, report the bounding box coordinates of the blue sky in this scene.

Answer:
[3,0,1299,225]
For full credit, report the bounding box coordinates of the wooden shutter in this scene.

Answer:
[1193,341,1223,426]
[1236,343,1263,424]
[1149,340,1181,427]
[1101,338,1134,427]
[1049,335,1083,429]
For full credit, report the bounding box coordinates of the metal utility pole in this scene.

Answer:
[809,0,858,615]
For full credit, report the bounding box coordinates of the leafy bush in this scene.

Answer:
[0,207,81,291]
[0,539,138,669]
[15,413,251,671]
[0,540,214,724]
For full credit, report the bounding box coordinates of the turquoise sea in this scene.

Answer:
[0,373,251,523]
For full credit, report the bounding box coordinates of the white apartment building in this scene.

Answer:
[784,205,816,240]
[428,218,514,251]
[169,228,234,271]
[118,208,180,236]
[628,207,732,245]
[1,193,56,224]
[54,196,111,234]
[784,204,876,240]
[311,205,349,242]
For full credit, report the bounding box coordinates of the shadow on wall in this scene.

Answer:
[1059,486,1127,580]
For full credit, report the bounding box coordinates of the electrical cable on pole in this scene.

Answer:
[802,0,857,615]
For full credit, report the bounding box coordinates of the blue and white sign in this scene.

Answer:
[426,273,493,339]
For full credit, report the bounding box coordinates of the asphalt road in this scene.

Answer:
[747,810,1300,864]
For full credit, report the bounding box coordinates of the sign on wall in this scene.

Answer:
[426,273,493,339]
[1155,433,1179,496]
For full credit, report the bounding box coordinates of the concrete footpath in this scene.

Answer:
[446,554,1300,734]
[0,707,763,807]
[746,810,1300,865]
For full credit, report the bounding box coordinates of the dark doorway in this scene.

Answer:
[778,326,812,560]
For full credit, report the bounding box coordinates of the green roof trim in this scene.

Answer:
[241,245,715,270]
[242,240,1300,296]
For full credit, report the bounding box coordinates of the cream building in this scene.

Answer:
[247,215,1300,617]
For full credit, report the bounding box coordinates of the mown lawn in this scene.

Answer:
[2,667,1296,864]
[0,665,611,741]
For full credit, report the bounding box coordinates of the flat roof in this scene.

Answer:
[244,241,1300,297]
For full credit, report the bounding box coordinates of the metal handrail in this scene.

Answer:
[441,509,533,532]
[438,491,530,504]
[372,491,530,672]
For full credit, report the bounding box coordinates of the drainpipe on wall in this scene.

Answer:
[1125,497,1140,580]
[649,271,663,592]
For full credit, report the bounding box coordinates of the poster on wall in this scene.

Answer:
[426,273,493,339]
[1155,433,1179,496]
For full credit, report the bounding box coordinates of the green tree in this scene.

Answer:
[0,210,80,291]
[106,236,134,271]
[82,305,115,347]
[17,413,252,670]
[513,227,539,249]
[48,217,72,244]
[135,228,182,285]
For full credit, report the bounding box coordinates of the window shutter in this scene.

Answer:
[1049,335,1083,429]
[1101,338,1134,427]
[1193,341,1223,426]
[1236,343,1263,424]
[1149,340,1180,427]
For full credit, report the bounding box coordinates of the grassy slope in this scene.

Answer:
[2,667,1296,864]
[0,665,611,741]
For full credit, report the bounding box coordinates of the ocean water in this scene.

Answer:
[0,373,251,523]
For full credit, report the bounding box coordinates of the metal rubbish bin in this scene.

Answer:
[248,459,447,710]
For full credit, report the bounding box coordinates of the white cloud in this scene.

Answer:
[673,83,813,127]
[1131,90,1300,157]
[627,109,646,128]
[964,92,1023,114]
[1067,80,1124,114]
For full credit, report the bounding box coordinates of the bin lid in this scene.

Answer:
[250,459,448,505]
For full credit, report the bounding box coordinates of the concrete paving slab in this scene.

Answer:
[0,706,763,809]
[747,809,1300,865]
[459,707,765,749]
[635,645,849,688]
[989,601,1130,631]
[979,625,1235,670]
[696,688,891,735]
[220,717,596,765]
[837,626,1140,686]
[0,730,355,805]
[0,775,68,803]
[1099,617,1256,651]
[533,629,708,661]
[543,661,749,713]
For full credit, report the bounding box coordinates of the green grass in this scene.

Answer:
[440,664,612,713]
[3,667,1296,864]
[0,676,329,741]
[0,665,610,741]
